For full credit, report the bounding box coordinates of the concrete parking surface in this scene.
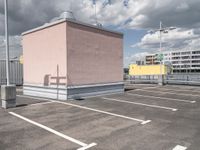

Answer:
[1,84,200,150]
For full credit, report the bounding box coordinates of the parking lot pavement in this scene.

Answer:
[134,88,200,97]
[141,86,200,95]
[0,107,79,150]
[0,87,48,107]
[0,84,200,149]
[164,84,200,91]
[128,88,200,101]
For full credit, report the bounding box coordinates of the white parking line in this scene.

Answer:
[173,145,187,150]
[17,95,151,125]
[102,97,178,111]
[135,89,200,97]
[9,112,97,150]
[77,143,98,150]
[127,93,196,103]
[55,101,151,125]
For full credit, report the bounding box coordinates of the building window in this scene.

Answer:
[192,51,200,54]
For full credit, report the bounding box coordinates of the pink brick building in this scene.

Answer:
[22,19,124,100]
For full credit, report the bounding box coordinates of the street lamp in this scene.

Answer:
[149,21,176,85]
[4,0,10,85]
[1,0,16,109]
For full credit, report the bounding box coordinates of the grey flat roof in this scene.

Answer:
[22,18,123,36]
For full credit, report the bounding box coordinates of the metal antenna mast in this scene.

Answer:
[92,0,98,25]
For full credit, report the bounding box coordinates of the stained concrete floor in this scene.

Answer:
[0,84,200,150]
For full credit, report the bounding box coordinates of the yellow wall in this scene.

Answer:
[129,64,168,75]
[19,55,23,64]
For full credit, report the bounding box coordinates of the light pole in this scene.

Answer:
[4,0,10,85]
[92,0,98,25]
[1,0,16,109]
[159,21,162,85]
[149,21,176,85]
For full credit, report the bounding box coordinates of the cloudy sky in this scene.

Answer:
[0,0,200,67]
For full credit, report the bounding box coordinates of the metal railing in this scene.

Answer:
[125,74,200,86]
[165,74,200,85]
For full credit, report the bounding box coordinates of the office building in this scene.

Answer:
[145,54,159,65]
[145,49,200,73]
[163,50,200,73]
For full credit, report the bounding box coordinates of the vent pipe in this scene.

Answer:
[60,11,76,20]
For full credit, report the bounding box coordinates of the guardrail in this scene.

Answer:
[125,74,200,86]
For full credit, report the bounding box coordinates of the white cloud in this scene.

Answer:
[176,2,190,12]
[0,35,22,59]
[127,15,148,28]
[124,52,149,67]
[133,28,200,52]
[1,0,200,64]
[0,0,198,34]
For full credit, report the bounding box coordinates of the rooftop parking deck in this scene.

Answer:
[0,84,200,150]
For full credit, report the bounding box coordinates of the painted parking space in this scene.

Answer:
[1,84,200,149]
[135,88,200,97]
[165,84,200,91]
[144,85,200,96]
[9,111,97,150]
[100,92,196,112]
[6,98,149,150]
[17,95,151,125]
[128,88,200,101]
[12,95,186,149]
[126,92,196,103]
[0,108,79,150]
[102,97,178,111]
[123,85,199,111]
[145,86,200,95]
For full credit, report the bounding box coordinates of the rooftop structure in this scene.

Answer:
[129,64,170,76]
[22,18,124,100]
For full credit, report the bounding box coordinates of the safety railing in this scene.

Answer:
[125,74,200,86]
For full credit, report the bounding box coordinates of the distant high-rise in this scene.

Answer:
[145,49,200,73]
[145,54,159,65]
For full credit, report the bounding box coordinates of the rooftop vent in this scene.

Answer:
[60,11,76,20]
[95,22,103,28]
[49,11,75,23]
